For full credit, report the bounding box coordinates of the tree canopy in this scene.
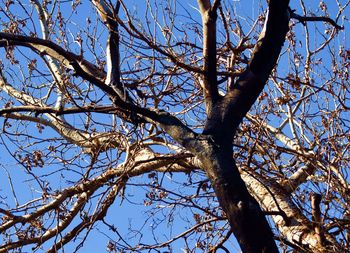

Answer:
[0,0,349,252]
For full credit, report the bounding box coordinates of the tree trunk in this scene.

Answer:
[197,138,279,253]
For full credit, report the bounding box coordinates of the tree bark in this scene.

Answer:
[196,137,279,253]
[193,0,291,251]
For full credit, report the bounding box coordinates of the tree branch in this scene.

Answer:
[0,32,111,95]
[311,193,326,247]
[92,0,129,101]
[0,105,117,116]
[197,0,211,13]
[0,148,197,250]
[0,40,199,152]
[241,167,339,251]
[31,0,67,112]
[46,180,126,253]
[203,0,290,142]
[0,70,126,150]
[197,0,220,114]
[248,1,290,78]
[289,9,344,30]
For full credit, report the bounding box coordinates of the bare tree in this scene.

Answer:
[0,0,348,252]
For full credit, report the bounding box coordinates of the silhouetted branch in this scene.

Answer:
[289,9,343,30]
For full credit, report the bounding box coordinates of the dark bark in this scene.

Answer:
[197,139,279,253]
[197,0,291,252]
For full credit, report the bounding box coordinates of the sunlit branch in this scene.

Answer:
[197,0,221,114]
[92,1,129,100]
[1,190,94,252]
[0,72,124,150]
[31,0,66,112]
[240,167,340,250]
[0,148,197,234]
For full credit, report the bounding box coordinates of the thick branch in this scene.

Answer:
[249,1,290,79]
[0,33,202,137]
[197,0,211,12]
[198,2,291,252]
[197,0,220,114]
[93,1,127,99]
[0,72,124,150]
[0,149,197,234]
[203,0,290,141]
[31,0,66,111]
[310,193,327,247]
[241,168,339,252]
[0,32,111,94]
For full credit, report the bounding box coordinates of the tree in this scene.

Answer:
[0,0,348,252]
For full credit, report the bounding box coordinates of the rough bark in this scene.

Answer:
[241,168,340,252]
[196,139,279,252]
